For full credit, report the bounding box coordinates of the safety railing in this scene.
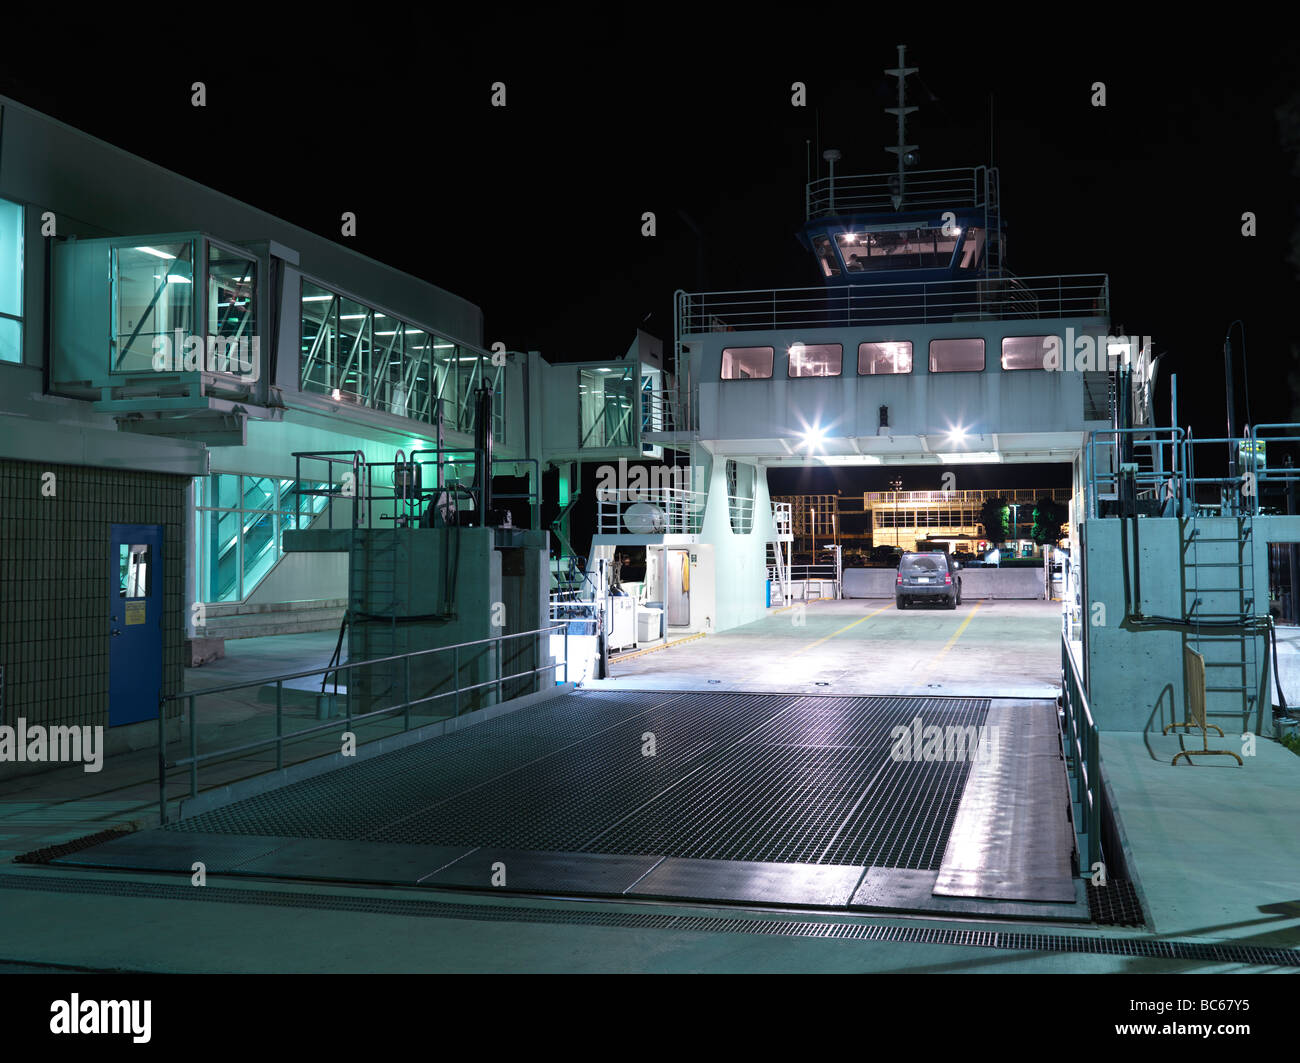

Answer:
[1061,632,1102,870]
[1084,427,1185,519]
[292,448,541,531]
[805,165,997,218]
[640,388,696,434]
[727,494,755,534]
[862,488,1071,505]
[675,274,1109,335]
[157,624,569,823]
[595,486,706,535]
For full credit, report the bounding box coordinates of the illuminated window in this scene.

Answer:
[788,343,842,378]
[0,199,22,364]
[958,228,986,269]
[1002,336,1056,370]
[929,338,984,372]
[721,346,773,380]
[195,474,330,602]
[858,341,913,375]
[838,226,959,272]
[813,235,840,277]
[112,241,194,372]
[207,245,257,374]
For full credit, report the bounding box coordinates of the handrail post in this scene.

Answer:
[454,645,461,716]
[157,696,167,824]
[496,636,503,705]
[563,622,569,684]
[189,694,198,800]
[404,654,411,731]
[275,680,283,771]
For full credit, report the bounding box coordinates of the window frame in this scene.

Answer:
[0,198,24,365]
[720,345,775,380]
[787,342,843,379]
[857,340,914,376]
[929,337,985,373]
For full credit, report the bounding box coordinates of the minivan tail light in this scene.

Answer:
[896,572,902,585]
[944,573,952,584]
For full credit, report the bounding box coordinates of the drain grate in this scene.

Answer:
[0,873,1293,968]
[1088,878,1145,927]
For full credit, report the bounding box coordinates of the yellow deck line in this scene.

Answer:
[614,631,706,662]
[930,600,983,665]
[789,604,892,657]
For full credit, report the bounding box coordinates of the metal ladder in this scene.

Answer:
[1182,512,1258,734]
[350,528,402,708]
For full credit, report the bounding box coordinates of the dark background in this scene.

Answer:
[4,18,1298,504]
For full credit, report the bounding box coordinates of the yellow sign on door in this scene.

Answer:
[125,601,145,625]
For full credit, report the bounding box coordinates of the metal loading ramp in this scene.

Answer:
[56,690,1086,919]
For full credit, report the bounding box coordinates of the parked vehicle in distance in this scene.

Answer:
[896,551,962,609]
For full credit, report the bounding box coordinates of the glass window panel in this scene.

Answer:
[207,245,257,374]
[958,227,986,269]
[243,475,275,511]
[0,198,22,320]
[858,341,913,375]
[720,346,773,380]
[430,339,455,425]
[579,367,636,447]
[300,281,336,395]
[336,298,370,403]
[813,235,840,277]
[458,352,483,432]
[929,338,984,373]
[1001,335,1055,370]
[113,242,194,372]
[788,342,842,378]
[0,317,20,364]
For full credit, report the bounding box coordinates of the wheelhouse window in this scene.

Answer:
[838,226,959,272]
[958,227,986,269]
[1002,335,1056,370]
[813,235,840,277]
[929,338,984,372]
[858,341,913,375]
[0,198,22,364]
[721,346,773,380]
[788,342,842,378]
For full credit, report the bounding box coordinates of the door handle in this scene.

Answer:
[111,629,122,637]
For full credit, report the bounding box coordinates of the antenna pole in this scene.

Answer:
[884,43,918,210]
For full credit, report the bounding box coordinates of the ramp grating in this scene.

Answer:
[0,873,1294,969]
[169,690,987,870]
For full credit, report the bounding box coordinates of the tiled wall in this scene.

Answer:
[0,459,186,728]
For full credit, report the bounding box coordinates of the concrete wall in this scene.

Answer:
[843,566,1044,599]
[1081,515,1298,733]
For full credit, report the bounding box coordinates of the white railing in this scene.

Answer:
[596,487,706,535]
[862,488,1072,504]
[806,165,997,218]
[640,388,695,434]
[675,274,1109,335]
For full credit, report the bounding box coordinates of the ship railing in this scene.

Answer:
[806,165,996,219]
[862,488,1072,504]
[156,623,570,824]
[675,273,1110,335]
[1084,427,1186,519]
[1061,632,1102,870]
[596,486,707,535]
[640,387,696,434]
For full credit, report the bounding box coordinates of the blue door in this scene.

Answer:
[109,524,164,726]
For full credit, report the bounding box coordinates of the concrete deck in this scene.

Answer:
[603,598,1064,698]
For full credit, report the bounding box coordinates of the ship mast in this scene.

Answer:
[884,44,918,211]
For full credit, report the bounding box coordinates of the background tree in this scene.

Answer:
[978,496,1010,543]
[1031,497,1067,545]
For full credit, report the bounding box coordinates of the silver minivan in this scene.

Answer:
[896,551,962,609]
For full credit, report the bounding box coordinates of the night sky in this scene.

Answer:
[4,20,1298,501]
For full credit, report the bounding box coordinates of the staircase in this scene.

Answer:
[767,502,793,604]
[1182,513,1259,734]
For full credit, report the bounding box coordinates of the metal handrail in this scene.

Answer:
[806,165,996,218]
[596,486,707,535]
[156,622,568,823]
[676,273,1109,335]
[1061,632,1102,870]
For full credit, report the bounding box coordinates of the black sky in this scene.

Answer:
[3,19,1298,460]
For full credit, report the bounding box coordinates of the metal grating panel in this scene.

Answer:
[170,691,986,871]
[0,873,1291,968]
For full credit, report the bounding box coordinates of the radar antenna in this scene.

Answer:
[884,44,918,210]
